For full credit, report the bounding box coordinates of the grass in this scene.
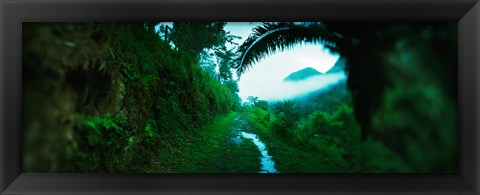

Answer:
[244,110,343,173]
[148,112,261,173]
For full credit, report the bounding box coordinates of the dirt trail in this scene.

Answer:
[230,115,279,173]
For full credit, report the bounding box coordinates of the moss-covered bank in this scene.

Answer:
[23,23,238,172]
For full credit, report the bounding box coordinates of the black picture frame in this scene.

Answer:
[1,0,479,194]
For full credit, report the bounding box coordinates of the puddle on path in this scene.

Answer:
[240,132,279,173]
[231,116,279,173]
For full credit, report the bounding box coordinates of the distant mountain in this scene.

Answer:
[283,67,322,82]
[325,58,346,74]
[283,58,346,82]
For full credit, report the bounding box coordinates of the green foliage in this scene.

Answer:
[74,113,132,172]
[352,140,412,172]
[308,111,342,137]
[144,118,157,139]
[234,22,457,173]
[246,96,259,106]
[273,100,298,117]
[94,23,239,172]
[170,22,239,54]
[270,100,299,138]
[293,82,352,116]
[254,100,269,110]
[216,49,236,82]
[245,107,272,130]
[23,22,457,174]
[254,90,412,172]
[272,112,296,138]
[245,101,412,173]
[371,84,457,172]
[23,22,241,172]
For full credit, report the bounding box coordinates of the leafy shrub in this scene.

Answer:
[245,107,272,129]
[254,100,269,110]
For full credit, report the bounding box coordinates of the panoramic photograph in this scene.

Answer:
[23,22,457,173]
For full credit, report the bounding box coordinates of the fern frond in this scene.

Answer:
[234,22,340,76]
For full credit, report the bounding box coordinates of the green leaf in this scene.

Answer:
[98,62,106,72]
[107,46,116,59]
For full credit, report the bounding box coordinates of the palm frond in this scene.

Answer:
[234,22,341,76]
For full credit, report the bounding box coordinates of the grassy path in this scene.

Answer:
[150,112,261,173]
[148,110,343,173]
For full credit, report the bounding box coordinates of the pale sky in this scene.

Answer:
[224,22,344,102]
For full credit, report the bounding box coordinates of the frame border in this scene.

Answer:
[1,0,479,194]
